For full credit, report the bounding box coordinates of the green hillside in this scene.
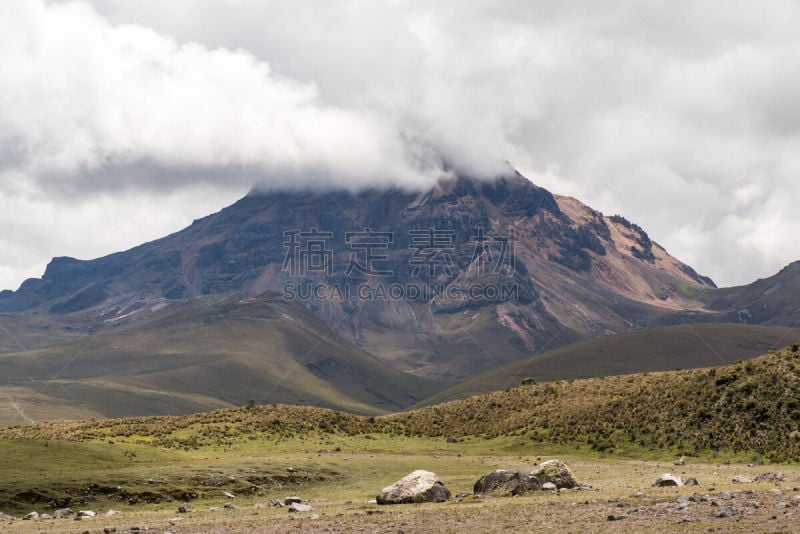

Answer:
[0,293,443,423]
[6,344,800,462]
[421,323,798,405]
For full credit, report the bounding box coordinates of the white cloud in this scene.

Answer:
[2,0,800,289]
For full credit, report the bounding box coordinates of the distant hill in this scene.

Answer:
[0,293,443,423]
[420,323,800,405]
[6,345,800,462]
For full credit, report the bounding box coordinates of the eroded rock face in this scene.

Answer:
[377,470,451,505]
[530,460,578,489]
[473,470,541,496]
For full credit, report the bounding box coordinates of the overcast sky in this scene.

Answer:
[1,0,799,290]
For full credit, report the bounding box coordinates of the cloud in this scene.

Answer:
[0,0,446,193]
[2,0,800,289]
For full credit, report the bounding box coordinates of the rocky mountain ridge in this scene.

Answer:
[1,172,794,381]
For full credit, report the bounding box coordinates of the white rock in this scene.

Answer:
[376,470,451,505]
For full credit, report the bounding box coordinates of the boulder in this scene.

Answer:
[376,470,451,505]
[23,511,40,521]
[732,476,752,484]
[653,473,683,487]
[473,470,540,496]
[284,496,302,505]
[684,477,699,486]
[53,508,73,519]
[0,513,16,521]
[223,503,237,510]
[446,435,459,443]
[177,503,191,513]
[530,460,578,489]
[542,482,557,491]
[77,510,96,518]
[223,491,235,499]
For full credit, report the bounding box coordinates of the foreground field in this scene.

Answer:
[2,434,800,533]
[4,346,800,532]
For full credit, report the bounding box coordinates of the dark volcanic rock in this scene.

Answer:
[473,470,541,496]
[653,474,683,487]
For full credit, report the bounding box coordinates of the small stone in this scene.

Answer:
[105,510,119,516]
[542,482,557,491]
[103,528,117,534]
[674,456,685,466]
[365,510,385,515]
[607,514,628,521]
[23,512,40,521]
[77,510,96,518]
[716,506,737,518]
[177,503,191,513]
[754,472,785,482]
[285,496,302,505]
[446,435,459,443]
[223,491,235,499]
[732,476,752,484]
[288,503,313,513]
[223,503,237,510]
[653,473,683,487]
[684,477,699,486]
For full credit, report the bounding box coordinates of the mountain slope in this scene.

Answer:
[0,172,719,381]
[699,261,800,325]
[384,345,800,461]
[0,293,443,423]
[420,323,799,405]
